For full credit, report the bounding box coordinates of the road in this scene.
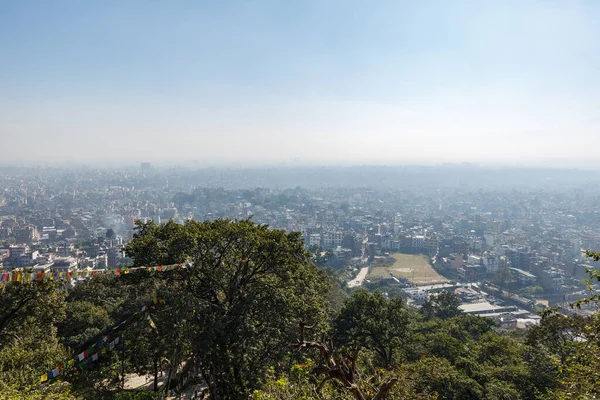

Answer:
[348,266,369,288]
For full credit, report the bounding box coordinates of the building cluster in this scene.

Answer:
[1,167,599,319]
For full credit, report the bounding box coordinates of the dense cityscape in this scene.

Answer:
[2,165,599,332]
[3,0,600,397]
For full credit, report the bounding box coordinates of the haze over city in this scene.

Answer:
[5,2,600,398]
[1,0,600,167]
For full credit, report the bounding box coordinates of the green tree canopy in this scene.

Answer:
[106,228,115,240]
[420,291,463,320]
[334,290,409,368]
[125,218,332,399]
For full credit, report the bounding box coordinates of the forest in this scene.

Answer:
[2,219,599,399]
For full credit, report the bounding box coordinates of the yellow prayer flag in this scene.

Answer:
[68,359,75,366]
[40,374,48,382]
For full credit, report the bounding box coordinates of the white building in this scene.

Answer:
[483,256,499,274]
[468,255,483,265]
[412,235,425,249]
[402,287,428,302]
[309,234,321,247]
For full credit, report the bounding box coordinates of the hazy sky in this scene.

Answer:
[1,0,599,167]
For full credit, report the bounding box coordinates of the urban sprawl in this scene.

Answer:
[1,165,599,331]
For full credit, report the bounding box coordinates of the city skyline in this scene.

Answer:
[1,1,600,166]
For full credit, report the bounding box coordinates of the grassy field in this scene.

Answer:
[368,253,448,285]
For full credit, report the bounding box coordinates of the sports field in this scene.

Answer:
[367,253,448,285]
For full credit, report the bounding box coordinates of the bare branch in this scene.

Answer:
[372,378,399,400]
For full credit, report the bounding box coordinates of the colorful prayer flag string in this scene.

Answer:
[39,296,170,383]
[1,263,188,286]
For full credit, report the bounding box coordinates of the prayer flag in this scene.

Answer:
[147,314,158,333]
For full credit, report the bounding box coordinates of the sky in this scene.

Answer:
[1,0,599,167]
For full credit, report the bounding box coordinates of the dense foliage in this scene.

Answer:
[0,220,598,399]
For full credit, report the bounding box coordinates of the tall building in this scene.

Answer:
[107,247,119,268]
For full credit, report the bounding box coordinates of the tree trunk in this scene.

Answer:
[120,336,126,389]
[153,358,159,392]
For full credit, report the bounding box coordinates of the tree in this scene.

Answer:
[317,250,334,267]
[0,281,69,390]
[412,356,484,400]
[420,291,462,319]
[124,220,195,267]
[584,250,600,261]
[125,219,332,399]
[308,245,333,267]
[493,267,512,292]
[334,290,409,368]
[533,251,600,399]
[526,313,580,370]
[106,228,115,240]
[58,301,111,350]
[60,269,169,394]
[0,280,65,345]
[292,323,399,400]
